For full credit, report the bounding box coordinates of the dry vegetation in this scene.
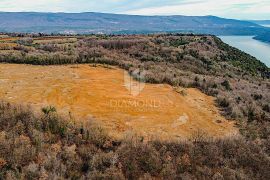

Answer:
[0,33,270,179]
[0,102,269,179]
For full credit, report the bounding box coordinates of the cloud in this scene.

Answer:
[123,0,270,20]
[0,0,269,20]
[0,0,184,12]
[0,0,67,12]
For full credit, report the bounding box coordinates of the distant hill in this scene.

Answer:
[0,12,269,35]
[254,32,270,43]
[247,20,270,42]
[250,20,270,27]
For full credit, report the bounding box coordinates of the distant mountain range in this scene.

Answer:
[250,20,270,27]
[0,12,270,37]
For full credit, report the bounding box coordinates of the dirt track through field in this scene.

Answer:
[0,64,238,140]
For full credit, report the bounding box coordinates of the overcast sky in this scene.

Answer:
[0,0,269,20]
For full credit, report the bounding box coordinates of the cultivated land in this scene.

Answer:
[0,64,237,140]
[0,34,269,179]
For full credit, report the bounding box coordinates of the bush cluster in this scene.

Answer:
[0,102,269,179]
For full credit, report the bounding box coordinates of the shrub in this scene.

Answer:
[41,106,56,116]
[217,97,230,108]
[252,94,263,100]
[221,80,231,90]
[263,104,270,112]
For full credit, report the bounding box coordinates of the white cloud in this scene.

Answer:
[123,0,270,20]
[0,0,67,12]
[0,0,269,19]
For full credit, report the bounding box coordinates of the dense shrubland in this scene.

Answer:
[0,33,270,178]
[0,102,269,179]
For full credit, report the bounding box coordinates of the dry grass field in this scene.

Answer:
[33,37,77,44]
[0,64,237,140]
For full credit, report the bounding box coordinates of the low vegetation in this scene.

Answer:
[0,33,270,178]
[0,102,269,179]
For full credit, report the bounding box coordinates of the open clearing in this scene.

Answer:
[0,64,237,140]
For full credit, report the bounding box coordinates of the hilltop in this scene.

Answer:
[0,33,269,133]
[0,34,269,179]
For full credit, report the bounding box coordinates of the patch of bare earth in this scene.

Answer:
[0,64,238,140]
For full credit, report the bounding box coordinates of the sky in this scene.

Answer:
[0,0,269,20]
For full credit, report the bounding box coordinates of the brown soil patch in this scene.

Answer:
[0,43,18,49]
[0,37,19,42]
[0,64,238,140]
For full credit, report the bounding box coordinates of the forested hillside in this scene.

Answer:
[254,32,270,43]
